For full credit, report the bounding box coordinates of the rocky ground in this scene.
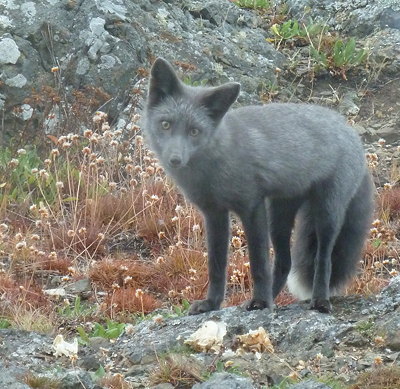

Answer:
[1,0,400,388]
[1,276,399,388]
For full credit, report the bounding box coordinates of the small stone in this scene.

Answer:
[65,278,92,294]
[60,371,95,389]
[5,74,27,88]
[287,380,332,389]
[0,37,21,64]
[192,372,255,389]
[78,355,102,371]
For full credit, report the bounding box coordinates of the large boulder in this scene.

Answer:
[278,0,400,36]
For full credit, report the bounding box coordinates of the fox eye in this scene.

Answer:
[161,121,170,130]
[190,128,200,137]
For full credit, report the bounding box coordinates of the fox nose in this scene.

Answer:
[169,155,182,167]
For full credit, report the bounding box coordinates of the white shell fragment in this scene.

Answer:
[184,320,227,354]
[52,334,79,358]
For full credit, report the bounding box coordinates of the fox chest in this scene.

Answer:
[172,168,258,212]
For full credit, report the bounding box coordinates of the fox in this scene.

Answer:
[144,57,374,315]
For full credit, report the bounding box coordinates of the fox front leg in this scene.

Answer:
[189,210,230,315]
[240,201,273,311]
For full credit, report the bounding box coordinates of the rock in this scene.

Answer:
[0,36,21,64]
[43,287,66,297]
[354,124,373,139]
[277,0,400,36]
[0,329,53,367]
[64,278,92,295]
[192,372,255,389]
[78,355,102,371]
[0,367,30,389]
[365,29,400,76]
[60,371,95,389]
[287,379,332,389]
[380,275,400,302]
[338,91,360,116]
[375,276,400,351]
[88,336,111,351]
[380,7,400,29]
[150,384,175,389]
[376,125,399,142]
[383,317,400,351]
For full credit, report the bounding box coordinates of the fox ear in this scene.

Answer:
[147,58,182,108]
[199,82,240,122]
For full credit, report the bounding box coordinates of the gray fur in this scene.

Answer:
[144,58,374,314]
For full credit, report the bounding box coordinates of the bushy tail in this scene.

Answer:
[287,172,374,300]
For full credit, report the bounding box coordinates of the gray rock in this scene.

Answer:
[88,336,112,351]
[338,91,360,116]
[19,104,33,121]
[380,275,400,301]
[64,278,92,295]
[276,0,400,36]
[366,29,400,75]
[0,367,30,389]
[380,7,400,29]
[150,384,175,389]
[374,276,400,351]
[382,314,400,351]
[0,36,20,64]
[77,355,102,371]
[192,372,255,389]
[5,74,27,88]
[376,124,400,142]
[287,379,332,389]
[60,371,95,389]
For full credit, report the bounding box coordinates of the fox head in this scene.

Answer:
[144,58,240,169]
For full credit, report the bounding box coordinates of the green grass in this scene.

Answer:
[233,0,271,9]
[355,319,375,339]
[269,18,368,79]
[310,37,368,77]
[270,19,325,42]
[182,76,209,87]
[203,359,245,380]
[77,319,126,344]
[57,296,95,318]
[269,377,347,389]
[0,318,11,329]
[0,147,57,205]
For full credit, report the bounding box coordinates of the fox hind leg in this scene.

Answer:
[310,184,352,313]
[269,198,303,299]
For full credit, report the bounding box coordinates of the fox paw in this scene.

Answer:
[189,299,220,315]
[242,298,272,311]
[309,298,332,313]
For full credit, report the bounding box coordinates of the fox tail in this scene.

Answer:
[287,172,374,299]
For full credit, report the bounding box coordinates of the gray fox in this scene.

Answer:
[144,58,374,315]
